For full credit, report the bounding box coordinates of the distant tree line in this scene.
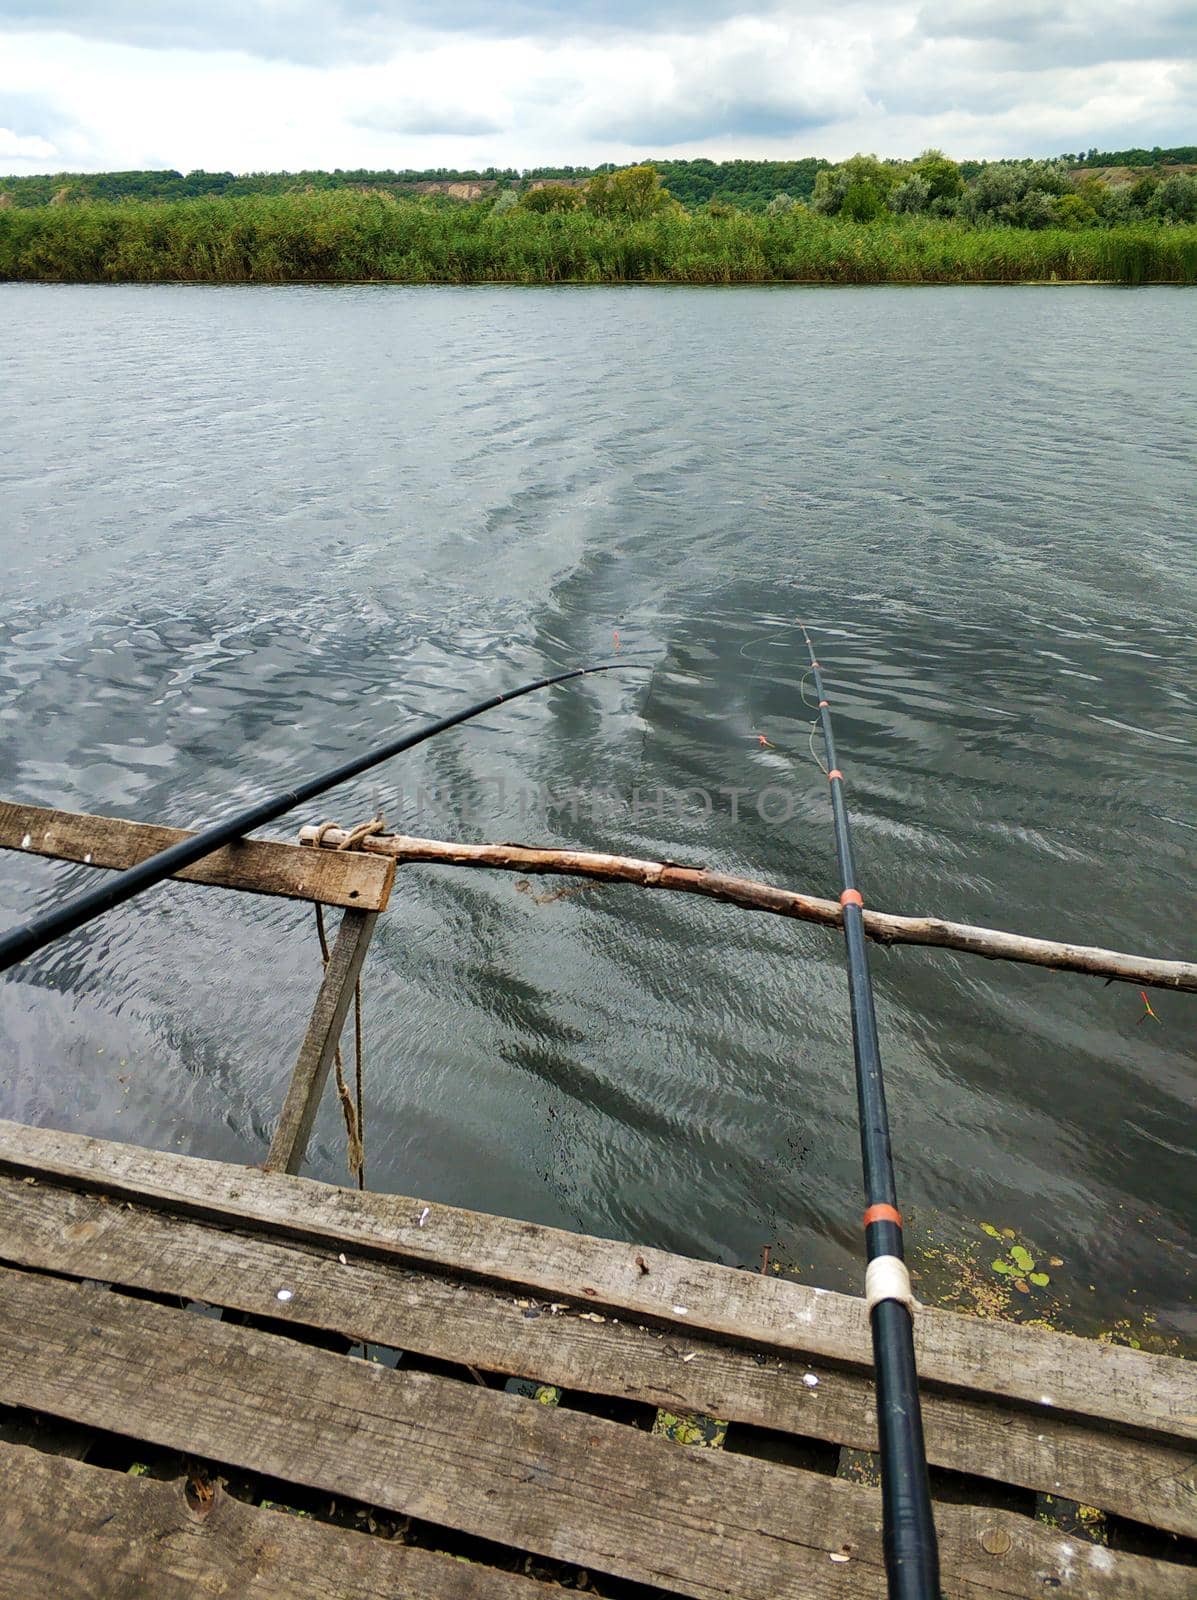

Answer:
[2,147,1195,226]
[0,166,520,206]
[810,151,1197,228]
[1057,145,1197,168]
[0,158,832,211]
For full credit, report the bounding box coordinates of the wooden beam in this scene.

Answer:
[266,908,378,1175]
[299,827,1197,993]
[0,801,394,911]
[0,1441,542,1600]
[0,1267,1186,1600]
[0,1121,1192,1447]
[2,1174,1191,1537]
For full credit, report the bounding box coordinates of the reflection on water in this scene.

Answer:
[1,282,1194,1337]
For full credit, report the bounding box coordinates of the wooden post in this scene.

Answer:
[265,909,379,1176]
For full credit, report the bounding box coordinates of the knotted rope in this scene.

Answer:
[307,814,388,1189]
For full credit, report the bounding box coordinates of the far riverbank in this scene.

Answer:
[2,192,1195,285]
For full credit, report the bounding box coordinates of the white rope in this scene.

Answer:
[865,1254,915,1316]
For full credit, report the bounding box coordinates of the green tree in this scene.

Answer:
[912,149,963,204]
[813,154,901,216]
[1052,193,1097,229]
[1148,172,1197,222]
[1009,189,1057,229]
[890,174,931,214]
[519,184,583,213]
[1071,175,1108,213]
[962,160,1071,224]
[585,164,672,218]
[841,181,884,221]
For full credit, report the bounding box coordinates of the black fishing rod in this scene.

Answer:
[801,626,940,1600]
[0,662,641,974]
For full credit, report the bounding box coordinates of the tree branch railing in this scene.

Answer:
[299,826,1197,994]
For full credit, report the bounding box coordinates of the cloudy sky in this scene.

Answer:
[1,1,1194,175]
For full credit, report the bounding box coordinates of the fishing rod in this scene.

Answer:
[0,662,643,974]
[801,626,940,1600]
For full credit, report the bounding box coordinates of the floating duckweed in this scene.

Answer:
[652,1410,729,1448]
[913,1215,1187,1352]
[989,1235,1049,1288]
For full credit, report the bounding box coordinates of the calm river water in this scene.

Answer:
[1,283,1193,1338]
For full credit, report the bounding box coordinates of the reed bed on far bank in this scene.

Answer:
[2,191,1195,285]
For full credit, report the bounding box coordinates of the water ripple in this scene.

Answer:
[0,281,1194,1332]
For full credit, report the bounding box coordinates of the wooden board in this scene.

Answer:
[0,1441,540,1600]
[0,1265,1185,1600]
[266,907,378,1175]
[2,1119,1191,1445]
[0,801,394,911]
[3,1171,1193,1538]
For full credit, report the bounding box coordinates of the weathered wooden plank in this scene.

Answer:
[0,1441,541,1600]
[0,1267,1185,1600]
[265,908,378,1175]
[1,1120,1191,1446]
[0,801,394,911]
[3,1174,1192,1538]
[0,1264,879,1600]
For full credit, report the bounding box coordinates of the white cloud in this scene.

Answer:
[0,126,57,161]
[0,2,1193,176]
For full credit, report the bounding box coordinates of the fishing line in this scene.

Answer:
[739,614,838,769]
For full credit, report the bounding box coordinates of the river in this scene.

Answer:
[1,282,1193,1340]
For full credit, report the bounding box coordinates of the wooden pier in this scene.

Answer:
[1,1120,1195,1598]
[1,801,1195,1597]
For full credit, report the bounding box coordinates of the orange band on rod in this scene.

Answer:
[818,699,829,708]
[828,768,844,781]
[840,888,864,908]
[811,661,821,668]
[863,1204,903,1228]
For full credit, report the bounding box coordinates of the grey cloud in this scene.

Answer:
[582,97,836,145]
[915,1,1197,68]
[0,1,769,62]
[356,103,506,136]
[577,29,867,147]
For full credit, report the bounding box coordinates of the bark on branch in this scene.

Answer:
[299,826,1197,994]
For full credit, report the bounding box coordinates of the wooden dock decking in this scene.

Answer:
[0,1118,1195,1600]
[2,799,1196,1596]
